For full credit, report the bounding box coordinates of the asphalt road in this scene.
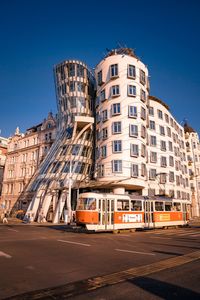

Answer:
[0,224,199,299]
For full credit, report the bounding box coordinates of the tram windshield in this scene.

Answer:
[77,198,96,210]
[131,200,142,211]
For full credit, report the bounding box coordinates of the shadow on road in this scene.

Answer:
[128,276,200,299]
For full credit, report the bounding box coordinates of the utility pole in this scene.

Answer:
[66,156,72,224]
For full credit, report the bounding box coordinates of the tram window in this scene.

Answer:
[117,200,129,211]
[131,200,142,211]
[173,202,181,211]
[165,202,172,211]
[155,201,164,211]
[77,198,96,210]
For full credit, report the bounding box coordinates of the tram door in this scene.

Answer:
[182,203,187,223]
[144,200,154,228]
[99,198,114,230]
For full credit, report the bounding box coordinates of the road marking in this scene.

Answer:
[57,239,91,247]
[115,234,130,237]
[177,231,200,236]
[115,248,155,256]
[0,251,12,258]
[187,233,200,237]
[8,228,19,232]
[151,236,172,240]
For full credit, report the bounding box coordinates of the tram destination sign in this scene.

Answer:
[122,213,142,223]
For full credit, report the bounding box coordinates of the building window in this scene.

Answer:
[112,122,122,134]
[141,163,146,176]
[97,70,103,85]
[96,112,101,123]
[168,141,173,151]
[110,64,118,78]
[68,64,75,77]
[150,135,157,146]
[167,127,171,137]
[141,107,146,120]
[112,160,122,173]
[111,85,120,97]
[113,140,122,153]
[98,164,104,177]
[130,144,139,157]
[102,110,108,122]
[112,103,121,115]
[160,126,165,136]
[128,106,137,118]
[158,109,163,119]
[149,106,154,116]
[102,128,108,140]
[149,169,156,180]
[77,82,85,92]
[161,140,167,151]
[101,145,107,158]
[129,124,138,137]
[96,129,101,141]
[132,164,139,177]
[161,156,167,167]
[77,64,84,77]
[127,64,136,78]
[149,120,155,130]
[128,85,136,97]
[169,156,174,167]
[141,125,146,139]
[141,144,146,157]
[140,69,146,85]
[100,89,106,101]
[150,151,157,163]
[140,89,146,102]
[62,161,70,173]
[160,173,167,184]
[165,114,169,123]
[69,81,75,92]
[169,171,175,182]
[71,145,80,156]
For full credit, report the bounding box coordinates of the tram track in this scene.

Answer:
[5,250,200,299]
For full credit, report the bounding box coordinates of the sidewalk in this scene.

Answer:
[0,217,86,231]
[188,217,200,227]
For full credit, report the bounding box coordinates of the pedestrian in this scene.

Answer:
[3,213,8,224]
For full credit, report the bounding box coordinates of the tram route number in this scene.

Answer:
[122,214,142,223]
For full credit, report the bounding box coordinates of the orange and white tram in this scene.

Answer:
[76,192,190,231]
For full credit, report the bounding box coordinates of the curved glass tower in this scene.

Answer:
[25,60,95,223]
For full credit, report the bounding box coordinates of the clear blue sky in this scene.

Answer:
[0,0,200,137]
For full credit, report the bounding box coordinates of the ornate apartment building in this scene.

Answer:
[0,113,56,214]
[0,136,8,198]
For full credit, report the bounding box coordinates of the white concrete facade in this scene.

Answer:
[95,49,149,190]
[94,48,191,205]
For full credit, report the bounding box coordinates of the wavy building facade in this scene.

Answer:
[24,60,95,222]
